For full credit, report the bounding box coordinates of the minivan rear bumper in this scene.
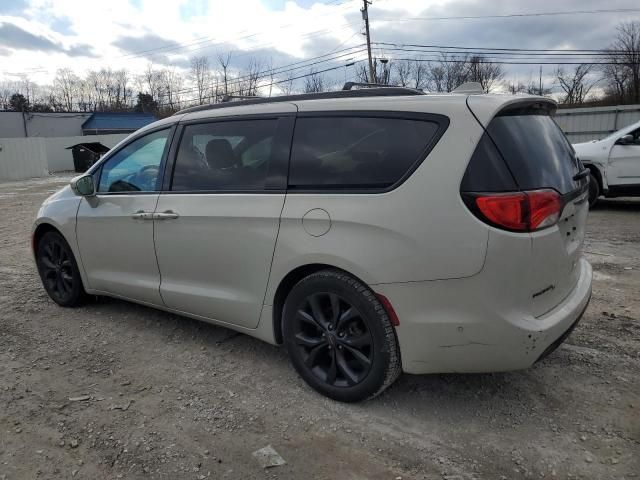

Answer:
[374,258,592,375]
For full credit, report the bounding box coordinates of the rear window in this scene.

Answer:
[289,116,442,190]
[462,110,581,194]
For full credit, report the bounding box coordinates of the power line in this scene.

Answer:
[165,59,364,109]
[171,45,366,97]
[371,47,633,62]
[373,42,635,54]
[374,8,640,22]
[385,56,635,66]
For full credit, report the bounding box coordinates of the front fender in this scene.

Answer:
[581,161,608,190]
[33,186,88,287]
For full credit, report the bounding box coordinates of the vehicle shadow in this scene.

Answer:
[88,295,562,416]
[592,197,640,211]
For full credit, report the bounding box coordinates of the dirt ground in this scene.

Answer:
[1,175,639,480]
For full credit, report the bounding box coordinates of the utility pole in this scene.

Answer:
[361,0,375,83]
[539,65,543,96]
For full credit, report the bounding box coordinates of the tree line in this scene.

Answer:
[1,21,638,115]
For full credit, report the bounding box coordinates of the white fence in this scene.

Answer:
[0,133,128,181]
[554,104,640,143]
[0,137,48,181]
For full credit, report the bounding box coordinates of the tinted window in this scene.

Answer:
[98,129,170,193]
[172,120,278,191]
[289,117,440,189]
[460,133,517,192]
[486,114,581,194]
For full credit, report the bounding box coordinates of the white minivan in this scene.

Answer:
[33,88,592,402]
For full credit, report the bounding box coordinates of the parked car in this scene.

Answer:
[573,120,640,206]
[33,88,592,402]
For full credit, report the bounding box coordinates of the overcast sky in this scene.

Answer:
[1,0,639,90]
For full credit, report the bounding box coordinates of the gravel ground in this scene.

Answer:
[1,175,639,480]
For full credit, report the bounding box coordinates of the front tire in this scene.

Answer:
[282,269,401,402]
[588,172,600,208]
[36,231,86,307]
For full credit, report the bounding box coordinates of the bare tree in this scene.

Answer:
[304,70,326,93]
[217,52,232,96]
[236,57,262,97]
[411,61,429,90]
[355,58,391,85]
[393,61,412,87]
[138,63,166,105]
[0,81,12,109]
[466,56,505,93]
[603,21,640,103]
[161,68,184,111]
[555,64,598,104]
[53,68,81,110]
[280,71,296,95]
[190,56,210,104]
[114,69,132,110]
[428,54,469,92]
[602,62,629,102]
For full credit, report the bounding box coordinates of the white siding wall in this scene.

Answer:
[554,104,640,143]
[0,138,48,180]
[0,112,91,138]
[0,133,129,180]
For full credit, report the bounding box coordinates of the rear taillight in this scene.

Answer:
[464,189,562,232]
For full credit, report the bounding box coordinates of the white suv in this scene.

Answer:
[573,120,640,206]
[33,88,592,402]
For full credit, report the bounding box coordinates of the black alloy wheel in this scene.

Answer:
[293,292,374,387]
[36,231,85,307]
[283,269,401,402]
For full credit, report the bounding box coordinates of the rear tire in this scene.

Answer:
[282,269,401,402]
[36,231,86,307]
[588,172,600,208]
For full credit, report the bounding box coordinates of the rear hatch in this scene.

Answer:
[462,98,589,317]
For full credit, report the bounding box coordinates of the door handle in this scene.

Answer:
[131,210,154,220]
[154,210,180,220]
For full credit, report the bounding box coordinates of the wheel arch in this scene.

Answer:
[271,263,371,345]
[32,222,64,255]
[32,220,90,292]
[584,162,604,192]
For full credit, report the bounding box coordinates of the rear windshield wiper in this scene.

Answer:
[573,168,589,181]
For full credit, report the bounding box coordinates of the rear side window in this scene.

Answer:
[171,119,278,191]
[462,108,581,195]
[289,116,442,190]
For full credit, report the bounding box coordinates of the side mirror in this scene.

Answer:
[71,174,96,197]
[616,134,634,145]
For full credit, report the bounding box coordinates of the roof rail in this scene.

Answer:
[342,81,422,92]
[221,94,260,102]
[175,87,425,115]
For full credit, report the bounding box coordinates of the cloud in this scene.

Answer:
[0,21,96,57]
[0,0,28,15]
[111,33,183,56]
[111,33,191,66]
